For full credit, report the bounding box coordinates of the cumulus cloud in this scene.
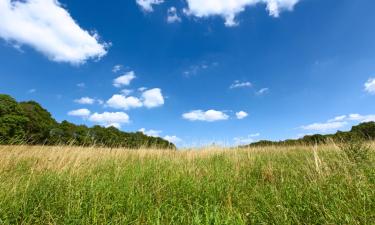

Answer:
[183,110,229,122]
[167,7,181,23]
[164,135,182,144]
[74,97,95,105]
[236,111,248,119]
[136,0,164,12]
[364,78,375,94]
[89,112,130,128]
[0,0,107,64]
[113,71,136,88]
[141,88,165,108]
[68,108,91,117]
[106,88,165,110]
[106,94,143,110]
[184,0,300,27]
[139,128,162,137]
[230,81,252,89]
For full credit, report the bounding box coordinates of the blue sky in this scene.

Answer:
[1,0,375,147]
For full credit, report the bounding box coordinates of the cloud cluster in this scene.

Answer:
[0,0,107,64]
[89,112,130,128]
[182,110,229,122]
[167,7,181,23]
[106,88,164,110]
[301,113,375,133]
[185,0,300,26]
[136,0,164,12]
[68,109,130,129]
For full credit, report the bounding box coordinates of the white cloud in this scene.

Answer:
[164,135,182,144]
[234,133,260,145]
[106,94,143,110]
[136,0,164,12]
[236,111,248,119]
[120,89,133,96]
[113,71,136,88]
[183,110,229,122]
[184,0,300,27]
[139,128,162,137]
[301,122,347,132]
[112,64,123,73]
[256,88,269,95]
[68,108,91,117]
[348,114,375,123]
[364,78,375,94]
[167,7,181,23]
[138,87,147,92]
[28,89,36,94]
[141,88,165,108]
[230,80,252,89]
[0,0,107,64]
[301,113,375,133]
[328,115,347,122]
[89,112,130,128]
[74,97,95,105]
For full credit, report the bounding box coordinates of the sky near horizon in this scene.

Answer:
[1,0,375,147]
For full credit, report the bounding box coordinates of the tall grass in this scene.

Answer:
[0,144,374,224]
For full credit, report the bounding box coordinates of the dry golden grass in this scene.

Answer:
[0,144,374,224]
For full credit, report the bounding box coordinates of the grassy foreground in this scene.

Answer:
[0,145,374,224]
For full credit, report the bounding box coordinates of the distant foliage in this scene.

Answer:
[248,122,375,147]
[0,94,175,149]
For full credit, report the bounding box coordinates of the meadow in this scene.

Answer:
[0,144,374,224]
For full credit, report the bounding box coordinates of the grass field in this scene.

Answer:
[0,144,374,224]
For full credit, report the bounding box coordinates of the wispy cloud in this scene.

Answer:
[230,81,252,89]
[364,78,375,94]
[256,88,269,95]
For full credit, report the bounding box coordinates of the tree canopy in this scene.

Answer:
[248,122,375,147]
[0,94,175,149]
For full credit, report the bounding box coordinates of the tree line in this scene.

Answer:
[248,121,375,147]
[0,94,175,149]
